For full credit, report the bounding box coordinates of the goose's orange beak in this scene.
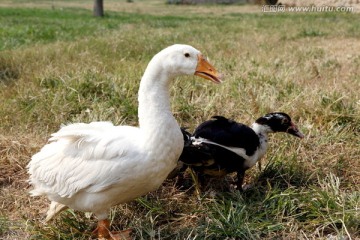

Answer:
[195,54,222,84]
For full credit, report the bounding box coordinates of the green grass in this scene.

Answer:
[0,7,196,51]
[0,2,359,239]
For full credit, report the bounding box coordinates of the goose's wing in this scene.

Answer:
[193,116,259,156]
[28,122,141,198]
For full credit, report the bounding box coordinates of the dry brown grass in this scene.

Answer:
[0,134,40,239]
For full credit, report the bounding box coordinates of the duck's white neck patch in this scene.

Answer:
[251,123,273,136]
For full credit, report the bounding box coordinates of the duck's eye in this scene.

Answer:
[282,118,289,124]
[184,53,190,58]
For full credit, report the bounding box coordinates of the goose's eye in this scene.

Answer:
[184,53,190,58]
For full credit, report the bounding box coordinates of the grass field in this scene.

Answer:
[1,0,359,239]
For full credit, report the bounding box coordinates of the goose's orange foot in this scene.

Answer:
[93,219,132,240]
[108,229,132,240]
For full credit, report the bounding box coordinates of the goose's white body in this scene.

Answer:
[29,121,181,220]
[28,44,220,226]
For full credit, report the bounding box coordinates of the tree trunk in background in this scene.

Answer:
[93,0,104,17]
[265,0,278,4]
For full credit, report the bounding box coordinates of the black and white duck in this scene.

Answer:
[179,112,304,191]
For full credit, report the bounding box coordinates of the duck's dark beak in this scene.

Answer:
[287,122,304,138]
[195,54,222,84]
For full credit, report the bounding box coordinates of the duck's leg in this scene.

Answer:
[257,159,262,171]
[236,170,245,192]
[93,219,132,240]
[188,168,202,199]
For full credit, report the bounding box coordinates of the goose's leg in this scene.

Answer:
[93,219,132,240]
[109,228,133,240]
[93,219,111,239]
[45,201,68,222]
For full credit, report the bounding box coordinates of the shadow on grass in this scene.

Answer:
[252,159,315,192]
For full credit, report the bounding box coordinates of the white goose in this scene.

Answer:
[27,44,222,239]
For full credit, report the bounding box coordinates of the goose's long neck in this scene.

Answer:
[138,61,171,128]
[137,59,182,152]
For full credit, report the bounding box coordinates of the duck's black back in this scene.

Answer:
[193,116,260,156]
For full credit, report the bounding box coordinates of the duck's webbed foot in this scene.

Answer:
[236,170,245,192]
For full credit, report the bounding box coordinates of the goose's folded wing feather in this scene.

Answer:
[28,122,141,198]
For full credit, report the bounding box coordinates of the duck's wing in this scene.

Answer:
[179,140,213,166]
[193,116,259,156]
[180,127,194,147]
[28,122,141,198]
[178,127,219,170]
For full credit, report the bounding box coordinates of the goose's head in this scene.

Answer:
[153,44,222,84]
[255,112,304,138]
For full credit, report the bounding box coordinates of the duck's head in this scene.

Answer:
[255,112,304,138]
[154,44,222,84]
